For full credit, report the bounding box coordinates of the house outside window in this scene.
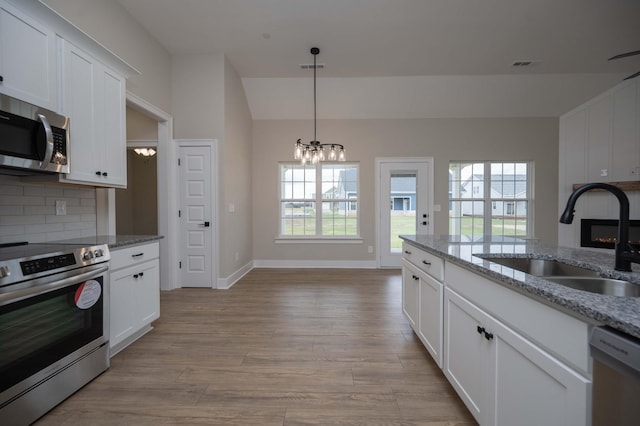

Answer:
[449,162,531,240]
[279,163,359,237]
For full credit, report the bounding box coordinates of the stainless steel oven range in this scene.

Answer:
[0,242,110,426]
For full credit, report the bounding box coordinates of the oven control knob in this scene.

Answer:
[0,265,10,278]
[83,251,93,261]
[95,249,104,258]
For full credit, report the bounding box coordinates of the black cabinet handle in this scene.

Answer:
[133,274,139,279]
[411,274,419,281]
[404,250,412,255]
[102,172,108,176]
[422,260,431,266]
[139,271,144,277]
[132,253,144,258]
[477,325,494,341]
[0,75,3,83]
[95,171,102,176]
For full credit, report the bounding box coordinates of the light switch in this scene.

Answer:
[228,203,235,213]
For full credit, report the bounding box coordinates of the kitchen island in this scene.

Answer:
[401,234,640,338]
[400,234,640,426]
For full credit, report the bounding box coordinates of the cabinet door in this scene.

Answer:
[61,40,127,187]
[133,259,160,325]
[95,65,126,187]
[443,288,491,425]
[491,319,591,426]
[0,0,57,109]
[61,41,98,184]
[418,271,443,367]
[109,266,136,348]
[401,260,420,331]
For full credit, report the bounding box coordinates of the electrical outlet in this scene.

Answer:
[55,200,66,216]
[631,167,639,177]
[235,252,239,261]
[367,246,373,253]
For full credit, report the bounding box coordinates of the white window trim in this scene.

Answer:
[449,161,533,238]
[278,162,360,239]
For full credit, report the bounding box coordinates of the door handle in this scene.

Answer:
[201,221,210,227]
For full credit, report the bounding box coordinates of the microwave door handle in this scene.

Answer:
[37,113,54,169]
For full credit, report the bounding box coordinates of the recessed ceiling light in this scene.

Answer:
[511,60,538,67]
[300,64,325,70]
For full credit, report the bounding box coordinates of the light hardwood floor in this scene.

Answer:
[37,268,477,425]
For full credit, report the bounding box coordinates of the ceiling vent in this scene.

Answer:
[511,60,537,67]
[300,63,325,70]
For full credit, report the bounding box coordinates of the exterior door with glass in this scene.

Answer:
[377,158,433,267]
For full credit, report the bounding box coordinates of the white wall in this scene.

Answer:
[42,0,172,112]
[171,53,253,280]
[558,78,640,248]
[221,58,253,276]
[252,117,559,264]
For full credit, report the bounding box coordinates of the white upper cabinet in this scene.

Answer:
[0,0,57,110]
[60,40,127,187]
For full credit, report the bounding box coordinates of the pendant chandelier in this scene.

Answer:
[294,47,345,164]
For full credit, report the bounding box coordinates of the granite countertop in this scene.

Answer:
[53,235,163,249]
[400,234,640,339]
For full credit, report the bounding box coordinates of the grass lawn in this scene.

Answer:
[282,210,526,243]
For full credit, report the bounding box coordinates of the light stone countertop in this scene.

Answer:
[400,234,640,339]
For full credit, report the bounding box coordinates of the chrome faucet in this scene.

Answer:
[560,182,640,272]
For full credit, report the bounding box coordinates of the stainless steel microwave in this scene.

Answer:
[0,93,70,174]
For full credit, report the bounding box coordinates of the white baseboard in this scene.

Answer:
[215,259,383,290]
[217,260,253,289]
[252,259,378,269]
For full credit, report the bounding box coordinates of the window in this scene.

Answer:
[449,162,531,239]
[279,163,359,237]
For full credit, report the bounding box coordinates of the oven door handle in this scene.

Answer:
[0,264,108,307]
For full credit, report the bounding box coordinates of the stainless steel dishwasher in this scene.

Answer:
[590,326,640,426]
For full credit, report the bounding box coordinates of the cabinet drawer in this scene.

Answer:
[110,242,159,271]
[402,242,444,281]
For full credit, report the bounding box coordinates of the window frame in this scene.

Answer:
[277,162,361,241]
[448,161,533,239]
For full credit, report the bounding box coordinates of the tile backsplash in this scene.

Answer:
[0,176,97,244]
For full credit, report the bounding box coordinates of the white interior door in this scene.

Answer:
[178,145,214,287]
[377,158,433,268]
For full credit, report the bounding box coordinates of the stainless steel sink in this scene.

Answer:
[480,256,599,277]
[478,255,640,297]
[545,277,640,297]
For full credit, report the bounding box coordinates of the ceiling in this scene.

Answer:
[116,0,640,119]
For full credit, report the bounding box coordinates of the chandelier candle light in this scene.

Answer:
[294,47,345,164]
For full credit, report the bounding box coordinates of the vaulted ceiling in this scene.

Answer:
[116,0,640,119]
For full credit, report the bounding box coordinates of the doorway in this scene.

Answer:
[177,141,217,288]
[376,158,433,268]
[116,137,158,235]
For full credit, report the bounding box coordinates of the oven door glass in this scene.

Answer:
[0,275,104,394]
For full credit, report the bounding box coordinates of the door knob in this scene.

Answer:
[202,221,210,227]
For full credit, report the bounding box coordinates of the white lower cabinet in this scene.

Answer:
[402,244,444,367]
[402,244,592,426]
[109,242,160,355]
[401,260,420,330]
[444,287,591,426]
